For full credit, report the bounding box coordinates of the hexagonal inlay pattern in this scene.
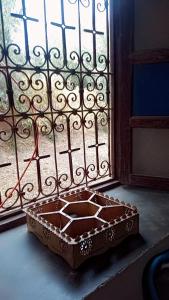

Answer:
[42,213,70,229]
[98,206,126,222]
[63,202,99,218]
[33,199,66,215]
[64,218,104,238]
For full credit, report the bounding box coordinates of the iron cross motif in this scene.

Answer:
[24,154,50,193]
[51,0,76,65]
[88,114,105,173]
[11,0,39,60]
[83,0,104,68]
[59,118,80,183]
[88,142,105,150]
[60,146,80,183]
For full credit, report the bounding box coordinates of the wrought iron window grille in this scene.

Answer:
[0,0,113,216]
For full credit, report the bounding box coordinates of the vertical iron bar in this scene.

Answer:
[33,121,42,194]
[78,0,88,186]
[67,117,75,184]
[43,0,60,195]
[67,117,74,184]
[21,0,29,60]
[92,0,96,68]
[94,114,100,174]
[106,0,112,178]
[60,0,67,65]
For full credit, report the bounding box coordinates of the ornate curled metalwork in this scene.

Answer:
[0,0,112,215]
[30,46,46,68]
[0,120,13,141]
[97,0,107,13]
[80,0,90,8]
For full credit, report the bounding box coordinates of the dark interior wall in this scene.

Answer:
[132,0,169,177]
[132,128,169,177]
[134,0,169,50]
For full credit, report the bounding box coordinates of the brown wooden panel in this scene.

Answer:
[129,49,169,64]
[0,213,26,233]
[130,117,169,128]
[114,0,134,183]
[130,175,169,190]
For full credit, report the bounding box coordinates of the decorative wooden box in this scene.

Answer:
[24,188,139,269]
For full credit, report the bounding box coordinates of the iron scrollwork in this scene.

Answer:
[0,0,112,214]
